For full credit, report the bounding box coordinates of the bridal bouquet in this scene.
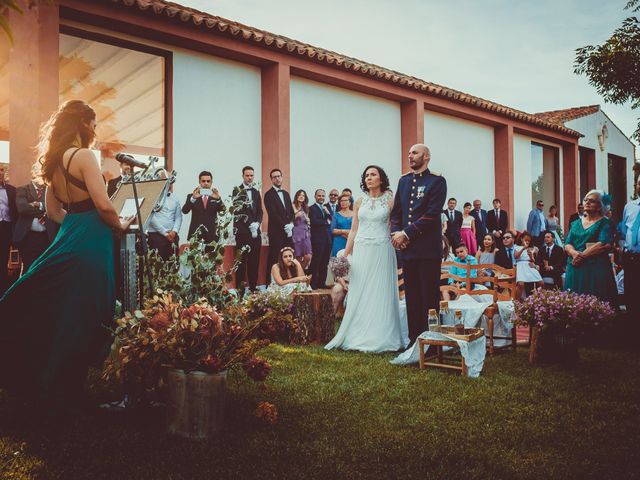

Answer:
[329,255,350,278]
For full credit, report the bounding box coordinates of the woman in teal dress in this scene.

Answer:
[564,189,617,305]
[330,193,354,257]
[0,100,133,407]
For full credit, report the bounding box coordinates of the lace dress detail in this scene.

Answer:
[355,192,393,246]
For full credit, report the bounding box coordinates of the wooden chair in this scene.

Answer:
[440,261,517,356]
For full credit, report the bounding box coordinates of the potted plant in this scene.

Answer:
[104,291,271,439]
[514,289,615,364]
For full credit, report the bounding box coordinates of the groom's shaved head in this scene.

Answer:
[408,144,431,171]
[412,144,430,159]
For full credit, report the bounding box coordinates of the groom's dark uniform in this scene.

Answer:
[391,169,447,344]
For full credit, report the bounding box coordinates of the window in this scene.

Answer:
[59,29,170,172]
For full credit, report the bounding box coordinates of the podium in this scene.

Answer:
[110,172,174,312]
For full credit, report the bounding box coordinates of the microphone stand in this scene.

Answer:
[127,169,153,306]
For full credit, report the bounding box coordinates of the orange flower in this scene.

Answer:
[149,311,171,330]
[255,401,277,425]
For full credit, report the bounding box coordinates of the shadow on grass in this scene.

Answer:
[1,344,639,479]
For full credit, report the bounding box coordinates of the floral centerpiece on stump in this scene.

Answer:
[514,289,615,363]
[104,291,271,385]
[243,287,304,344]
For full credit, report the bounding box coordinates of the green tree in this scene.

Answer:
[574,1,640,141]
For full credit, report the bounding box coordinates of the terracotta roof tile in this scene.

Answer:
[533,105,600,125]
[103,0,582,137]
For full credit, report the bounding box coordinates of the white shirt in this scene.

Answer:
[0,186,10,222]
[621,198,640,253]
[243,183,253,202]
[273,186,286,207]
[148,193,183,235]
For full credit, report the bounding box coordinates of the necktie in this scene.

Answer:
[547,246,551,258]
[203,195,208,208]
[508,248,513,266]
[631,204,640,246]
[450,210,454,222]
[495,209,499,222]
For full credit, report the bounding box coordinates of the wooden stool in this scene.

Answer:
[418,337,468,376]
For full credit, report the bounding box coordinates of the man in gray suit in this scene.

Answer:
[526,200,548,248]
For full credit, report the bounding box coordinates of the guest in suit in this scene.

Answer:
[263,168,294,285]
[0,164,17,295]
[569,203,584,225]
[486,198,509,247]
[325,188,339,253]
[494,230,516,270]
[232,166,263,292]
[13,176,58,273]
[537,230,565,288]
[471,199,488,247]
[147,184,182,261]
[620,177,640,320]
[325,189,339,217]
[106,163,131,198]
[526,200,548,248]
[443,197,462,248]
[182,170,225,252]
[309,189,332,289]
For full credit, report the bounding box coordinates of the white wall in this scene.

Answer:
[513,135,564,231]
[424,110,495,208]
[565,110,635,196]
[172,50,261,242]
[290,77,401,199]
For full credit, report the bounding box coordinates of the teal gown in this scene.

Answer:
[563,217,617,305]
[0,197,115,400]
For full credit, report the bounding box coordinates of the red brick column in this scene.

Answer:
[494,124,514,230]
[562,142,579,232]
[261,62,290,193]
[9,3,59,186]
[400,99,424,173]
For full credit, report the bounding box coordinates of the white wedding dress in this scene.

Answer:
[325,192,409,352]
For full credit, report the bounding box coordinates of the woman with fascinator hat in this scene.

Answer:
[563,189,617,305]
[0,100,134,410]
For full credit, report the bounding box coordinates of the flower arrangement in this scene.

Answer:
[104,291,271,386]
[243,287,304,344]
[329,255,350,278]
[514,288,615,336]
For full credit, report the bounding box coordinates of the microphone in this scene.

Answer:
[115,153,147,170]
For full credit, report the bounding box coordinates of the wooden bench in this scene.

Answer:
[440,261,517,356]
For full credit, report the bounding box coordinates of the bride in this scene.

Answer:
[325,165,408,352]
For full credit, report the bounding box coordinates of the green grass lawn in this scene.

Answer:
[1,344,639,480]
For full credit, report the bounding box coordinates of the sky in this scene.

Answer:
[181,0,637,146]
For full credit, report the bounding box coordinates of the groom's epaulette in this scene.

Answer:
[401,171,412,177]
[430,171,441,176]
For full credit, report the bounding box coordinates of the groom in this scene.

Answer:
[391,144,447,345]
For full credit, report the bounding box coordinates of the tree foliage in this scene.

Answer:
[574,0,640,140]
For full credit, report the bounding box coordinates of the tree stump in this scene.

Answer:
[293,290,336,344]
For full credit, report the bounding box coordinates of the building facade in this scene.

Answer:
[1,0,636,257]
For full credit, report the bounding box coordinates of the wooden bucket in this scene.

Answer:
[166,369,227,439]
